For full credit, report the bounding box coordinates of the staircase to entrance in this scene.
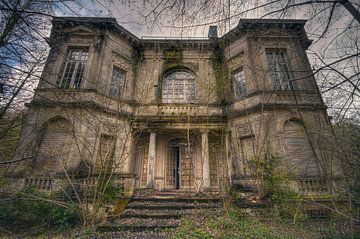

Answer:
[97,190,222,238]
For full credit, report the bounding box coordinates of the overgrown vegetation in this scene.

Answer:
[250,155,303,220]
[0,187,80,235]
[165,46,183,63]
[211,43,228,103]
[173,201,357,239]
[334,121,360,210]
[0,110,24,162]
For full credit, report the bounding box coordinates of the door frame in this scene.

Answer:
[165,138,182,190]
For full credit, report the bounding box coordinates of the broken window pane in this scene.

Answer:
[109,67,126,98]
[233,70,247,99]
[266,49,294,90]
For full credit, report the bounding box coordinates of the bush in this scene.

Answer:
[0,187,80,231]
[250,155,305,220]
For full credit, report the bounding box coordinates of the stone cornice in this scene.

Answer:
[226,103,327,119]
[221,18,312,49]
[27,100,133,119]
[50,17,311,49]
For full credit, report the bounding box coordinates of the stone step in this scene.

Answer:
[235,202,268,208]
[96,190,223,235]
[97,224,178,232]
[120,213,182,219]
[98,217,180,232]
[114,217,179,225]
[122,208,194,216]
[132,196,221,203]
[134,190,220,198]
[126,203,219,210]
[94,231,170,239]
[128,199,220,206]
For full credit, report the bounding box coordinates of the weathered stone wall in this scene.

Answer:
[11,18,345,196]
[14,106,132,176]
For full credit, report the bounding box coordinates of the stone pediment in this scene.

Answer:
[63,26,99,36]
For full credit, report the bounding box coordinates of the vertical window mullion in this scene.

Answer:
[233,69,247,99]
[267,49,292,91]
[59,48,88,89]
[71,61,80,88]
[109,67,125,98]
[162,71,195,104]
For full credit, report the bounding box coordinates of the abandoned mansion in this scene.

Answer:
[11,17,345,197]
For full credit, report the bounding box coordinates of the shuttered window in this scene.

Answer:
[239,137,255,175]
[236,124,256,175]
[38,118,72,172]
[96,134,115,171]
[284,120,320,176]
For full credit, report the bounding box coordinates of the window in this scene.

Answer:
[284,120,321,176]
[59,48,89,89]
[109,67,125,98]
[96,134,115,171]
[233,70,247,99]
[266,49,294,90]
[162,70,195,103]
[37,118,72,172]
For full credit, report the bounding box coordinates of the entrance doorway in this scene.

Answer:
[166,137,194,189]
[166,138,181,189]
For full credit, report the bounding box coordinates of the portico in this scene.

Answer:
[131,125,227,192]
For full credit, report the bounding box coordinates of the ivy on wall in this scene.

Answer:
[164,45,183,63]
[211,42,229,104]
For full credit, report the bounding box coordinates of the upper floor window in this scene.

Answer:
[109,67,125,98]
[162,70,195,103]
[266,49,294,90]
[233,70,247,99]
[59,48,89,89]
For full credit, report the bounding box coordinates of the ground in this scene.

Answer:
[0,196,358,238]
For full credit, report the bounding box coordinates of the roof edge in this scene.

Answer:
[51,16,140,42]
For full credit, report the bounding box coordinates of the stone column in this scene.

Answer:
[124,130,135,174]
[147,132,156,188]
[201,130,211,189]
[225,131,233,185]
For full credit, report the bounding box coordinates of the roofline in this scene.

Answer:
[51,16,140,42]
[239,18,307,25]
[221,18,311,49]
[50,17,311,48]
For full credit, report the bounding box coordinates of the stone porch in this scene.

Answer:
[130,126,229,193]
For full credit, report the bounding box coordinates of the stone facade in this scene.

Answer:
[12,17,344,196]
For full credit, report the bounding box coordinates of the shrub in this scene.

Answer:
[0,187,80,231]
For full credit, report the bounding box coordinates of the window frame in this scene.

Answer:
[109,66,126,99]
[161,70,196,104]
[232,69,247,99]
[58,47,89,89]
[266,49,296,91]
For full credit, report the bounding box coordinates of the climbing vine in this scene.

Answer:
[211,42,229,104]
[164,45,183,63]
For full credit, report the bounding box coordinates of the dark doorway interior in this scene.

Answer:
[174,146,180,189]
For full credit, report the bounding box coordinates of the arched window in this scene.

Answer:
[162,70,195,103]
[283,120,321,176]
[36,118,73,172]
